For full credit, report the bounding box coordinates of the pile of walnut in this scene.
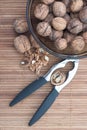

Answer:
[34,0,87,52]
[13,18,49,74]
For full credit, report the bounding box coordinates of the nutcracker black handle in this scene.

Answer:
[10,77,47,107]
[29,88,59,126]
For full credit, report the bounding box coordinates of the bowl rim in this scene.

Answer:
[26,0,87,59]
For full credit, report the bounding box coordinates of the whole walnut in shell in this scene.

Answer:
[55,38,67,50]
[83,32,87,43]
[41,0,55,5]
[79,6,87,23]
[63,13,71,23]
[49,29,63,41]
[14,18,28,33]
[71,36,85,52]
[53,2,66,17]
[52,17,67,31]
[83,24,87,31]
[14,35,31,53]
[67,18,83,34]
[44,13,54,23]
[29,35,40,48]
[70,0,83,12]
[34,3,49,20]
[62,0,70,7]
[64,31,75,43]
[36,22,52,37]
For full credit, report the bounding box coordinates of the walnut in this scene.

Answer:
[82,32,87,43]
[51,70,66,86]
[83,24,87,31]
[62,0,70,7]
[13,18,28,33]
[36,22,52,37]
[49,4,53,13]
[29,35,40,48]
[35,60,43,74]
[44,13,54,23]
[64,31,75,43]
[83,0,87,6]
[79,6,87,23]
[71,36,85,52]
[41,55,49,66]
[70,0,83,12]
[55,38,68,50]
[21,47,49,74]
[41,0,55,5]
[67,18,83,34]
[14,35,31,53]
[34,3,49,20]
[52,17,67,31]
[70,12,79,19]
[53,2,66,17]
[63,13,71,23]
[49,29,63,41]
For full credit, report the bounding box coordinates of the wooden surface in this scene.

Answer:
[0,0,87,129]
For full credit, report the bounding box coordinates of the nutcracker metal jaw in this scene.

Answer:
[44,58,79,83]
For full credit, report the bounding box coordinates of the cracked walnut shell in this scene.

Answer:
[51,70,66,86]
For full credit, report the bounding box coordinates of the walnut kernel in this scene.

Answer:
[51,70,66,86]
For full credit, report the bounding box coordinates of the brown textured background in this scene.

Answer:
[0,0,87,130]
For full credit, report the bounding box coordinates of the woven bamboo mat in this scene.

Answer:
[0,0,87,129]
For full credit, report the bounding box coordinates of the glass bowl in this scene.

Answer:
[26,0,87,59]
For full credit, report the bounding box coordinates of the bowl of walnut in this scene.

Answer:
[26,0,87,59]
